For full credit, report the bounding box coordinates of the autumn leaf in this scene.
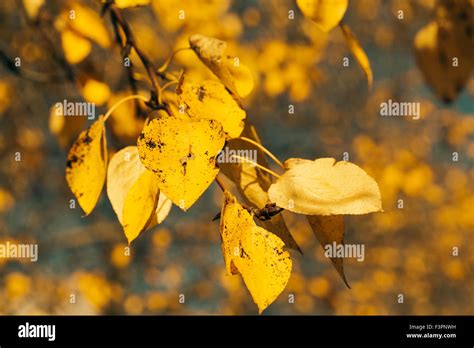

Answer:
[67,3,111,48]
[137,115,225,211]
[23,0,44,20]
[414,21,473,103]
[145,192,173,228]
[81,78,111,106]
[297,0,348,32]
[66,116,107,215]
[219,124,301,252]
[61,29,92,64]
[340,24,373,88]
[115,0,151,8]
[107,146,171,243]
[268,158,382,215]
[177,76,246,139]
[220,191,292,313]
[189,34,254,98]
[122,170,160,244]
[307,215,349,288]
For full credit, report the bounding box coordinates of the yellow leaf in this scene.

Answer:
[107,146,146,225]
[107,146,171,241]
[115,0,151,8]
[297,0,348,32]
[219,124,301,252]
[81,79,111,106]
[122,170,160,244]
[268,158,382,215]
[66,116,107,215]
[177,76,246,139]
[220,191,292,313]
[23,0,44,19]
[68,3,111,48]
[61,29,92,64]
[306,215,350,287]
[340,24,373,88]
[414,21,473,103]
[189,34,254,98]
[223,56,254,98]
[145,191,173,228]
[137,116,225,211]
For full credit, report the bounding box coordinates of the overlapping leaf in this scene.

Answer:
[307,215,349,287]
[137,116,225,211]
[219,124,300,252]
[220,191,292,313]
[107,146,172,243]
[66,116,107,215]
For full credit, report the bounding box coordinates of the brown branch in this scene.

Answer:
[107,2,165,108]
[108,6,143,117]
[212,203,284,222]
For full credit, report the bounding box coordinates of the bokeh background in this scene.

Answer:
[0,0,473,315]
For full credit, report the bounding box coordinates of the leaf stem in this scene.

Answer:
[103,94,148,122]
[230,155,282,179]
[238,136,284,168]
[157,47,191,74]
[214,175,226,192]
[158,80,179,105]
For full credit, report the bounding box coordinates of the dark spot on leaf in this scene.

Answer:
[146,140,157,149]
[83,133,93,145]
[66,155,79,168]
[197,86,207,101]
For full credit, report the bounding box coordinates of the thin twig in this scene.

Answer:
[238,136,284,168]
[103,94,149,121]
[107,2,164,107]
[212,203,284,222]
[230,155,282,179]
[214,176,226,192]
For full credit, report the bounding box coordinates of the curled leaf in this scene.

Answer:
[414,21,473,103]
[66,116,107,215]
[220,191,292,313]
[268,158,382,215]
[307,215,349,288]
[340,24,373,88]
[189,34,254,98]
[107,146,171,243]
[122,170,160,244]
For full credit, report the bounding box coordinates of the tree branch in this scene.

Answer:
[212,202,284,222]
[107,2,165,109]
